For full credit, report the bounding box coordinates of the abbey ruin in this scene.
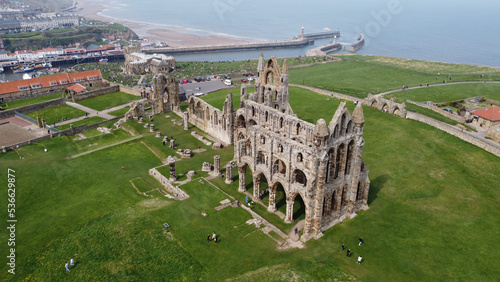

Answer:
[125,53,370,241]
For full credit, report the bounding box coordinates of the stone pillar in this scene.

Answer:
[238,166,246,192]
[183,111,189,130]
[312,159,327,237]
[225,163,233,184]
[169,161,177,182]
[150,124,155,132]
[42,118,46,128]
[213,155,221,176]
[268,190,277,212]
[285,197,294,223]
[252,177,260,200]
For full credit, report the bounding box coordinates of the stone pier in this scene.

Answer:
[213,155,221,176]
[183,111,189,130]
[169,161,177,182]
[225,163,233,184]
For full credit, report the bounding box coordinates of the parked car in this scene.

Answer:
[242,73,248,76]
[224,74,231,79]
[442,108,453,113]
[224,79,232,86]
[182,79,188,84]
[241,78,248,82]
[248,72,254,76]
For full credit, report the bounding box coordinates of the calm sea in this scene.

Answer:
[74,1,500,66]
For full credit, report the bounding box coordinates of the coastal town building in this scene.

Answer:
[0,70,102,103]
[124,45,175,75]
[0,8,78,33]
[467,106,500,141]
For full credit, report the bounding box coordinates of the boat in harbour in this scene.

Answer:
[34,62,52,70]
[13,64,35,74]
[99,58,108,63]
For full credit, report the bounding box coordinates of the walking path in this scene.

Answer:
[68,135,143,159]
[56,102,132,126]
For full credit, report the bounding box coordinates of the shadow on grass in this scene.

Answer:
[368,174,389,204]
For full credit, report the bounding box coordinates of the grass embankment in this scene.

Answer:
[1,57,499,280]
[0,93,63,110]
[76,92,140,111]
[289,55,498,98]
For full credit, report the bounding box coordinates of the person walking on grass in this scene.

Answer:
[347,249,351,258]
[359,237,363,246]
[65,262,70,272]
[357,256,362,264]
[70,258,74,267]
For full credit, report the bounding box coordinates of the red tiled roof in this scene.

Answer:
[66,83,86,93]
[471,106,500,122]
[67,69,102,83]
[0,73,69,95]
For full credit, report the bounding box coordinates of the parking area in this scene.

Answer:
[181,79,236,98]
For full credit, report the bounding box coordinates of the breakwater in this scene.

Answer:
[144,31,341,55]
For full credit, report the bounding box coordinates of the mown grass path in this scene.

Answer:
[69,135,143,159]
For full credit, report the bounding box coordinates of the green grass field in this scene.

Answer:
[1,56,499,281]
[386,83,500,103]
[0,93,63,110]
[76,92,140,111]
[108,106,130,117]
[289,55,497,98]
[55,116,107,130]
[26,104,87,125]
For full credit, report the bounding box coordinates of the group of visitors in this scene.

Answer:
[342,237,364,264]
[207,231,218,244]
[64,258,75,272]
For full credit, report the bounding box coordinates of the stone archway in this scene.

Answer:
[268,181,286,213]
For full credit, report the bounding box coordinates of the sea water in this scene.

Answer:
[82,0,500,66]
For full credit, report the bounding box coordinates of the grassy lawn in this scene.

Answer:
[1,57,499,281]
[108,106,130,117]
[76,92,140,111]
[342,54,500,75]
[386,83,500,103]
[290,56,496,98]
[0,93,63,110]
[26,104,87,125]
[56,116,107,130]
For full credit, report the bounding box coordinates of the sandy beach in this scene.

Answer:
[75,0,249,47]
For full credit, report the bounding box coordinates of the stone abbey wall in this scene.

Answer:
[186,92,234,145]
[234,54,370,241]
[366,94,407,118]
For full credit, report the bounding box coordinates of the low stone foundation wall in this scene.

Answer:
[149,167,189,200]
[72,85,120,101]
[407,112,500,157]
[0,98,65,120]
[408,100,465,123]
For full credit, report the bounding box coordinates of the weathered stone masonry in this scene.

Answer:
[234,54,370,241]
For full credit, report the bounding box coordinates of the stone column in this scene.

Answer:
[252,177,260,200]
[267,190,277,212]
[169,161,177,182]
[225,163,233,184]
[150,124,155,132]
[213,155,221,176]
[42,118,46,128]
[183,111,189,130]
[285,197,294,223]
[238,166,246,192]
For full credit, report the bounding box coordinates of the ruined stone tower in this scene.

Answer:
[234,53,370,241]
